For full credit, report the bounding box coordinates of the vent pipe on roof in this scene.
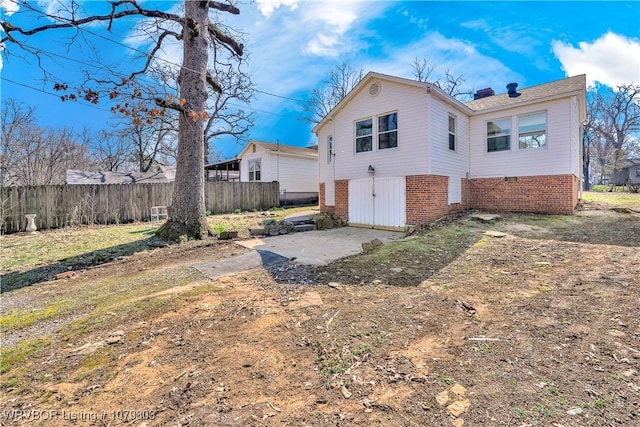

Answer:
[507,82,521,98]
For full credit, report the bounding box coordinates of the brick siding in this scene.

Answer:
[405,175,449,225]
[334,180,349,221]
[469,174,578,214]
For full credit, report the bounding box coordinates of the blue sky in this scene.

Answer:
[1,0,639,161]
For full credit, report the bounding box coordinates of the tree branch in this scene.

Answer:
[207,24,243,56]
[1,1,183,44]
[208,1,240,15]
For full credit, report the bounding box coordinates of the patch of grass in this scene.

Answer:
[1,298,75,331]
[582,190,640,209]
[353,344,372,356]
[315,340,348,376]
[513,407,529,419]
[0,223,160,273]
[317,222,481,286]
[72,351,116,382]
[0,337,51,374]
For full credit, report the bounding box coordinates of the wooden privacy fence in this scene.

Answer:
[0,181,279,234]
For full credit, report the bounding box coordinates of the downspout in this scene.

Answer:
[467,114,472,211]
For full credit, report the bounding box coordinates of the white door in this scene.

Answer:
[349,177,405,229]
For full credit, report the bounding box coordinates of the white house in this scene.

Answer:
[238,140,319,204]
[313,72,586,229]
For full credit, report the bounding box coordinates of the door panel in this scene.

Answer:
[349,177,405,229]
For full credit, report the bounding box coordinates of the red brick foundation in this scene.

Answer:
[406,175,449,225]
[469,174,578,214]
[334,180,349,221]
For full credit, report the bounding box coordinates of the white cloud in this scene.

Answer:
[0,0,19,16]
[552,32,640,87]
[302,2,359,57]
[461,19,544,56]
[256,0,298,18]
[360,31,519,96]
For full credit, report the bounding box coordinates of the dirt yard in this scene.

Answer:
[1,195,639,426]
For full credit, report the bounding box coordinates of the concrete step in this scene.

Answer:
[293,224,316,232]
[285,215,315,226]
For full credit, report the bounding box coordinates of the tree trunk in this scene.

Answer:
[157,0,210,240]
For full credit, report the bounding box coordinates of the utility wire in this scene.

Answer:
[27,6,308,104]
[1,77,115,113]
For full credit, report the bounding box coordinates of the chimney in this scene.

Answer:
[473,87,495,100]
[507,82,521,98]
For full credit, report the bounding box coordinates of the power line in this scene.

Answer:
[27,5,308,104]
[1,77,114,113]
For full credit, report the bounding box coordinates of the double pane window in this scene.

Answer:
[518,112,547,149]
[248,159,261,181]
[487,118,511,152]
[378,113,398,150]
[355,118,373,153]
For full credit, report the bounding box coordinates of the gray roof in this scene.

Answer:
[66,167,176,185]
[465,75,586,112]
[242,140,319,158]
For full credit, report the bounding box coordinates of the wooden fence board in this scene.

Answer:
[0,181,279,234]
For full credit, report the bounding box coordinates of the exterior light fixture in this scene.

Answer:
[368,165,375,175]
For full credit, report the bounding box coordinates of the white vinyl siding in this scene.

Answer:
[268,154,318,193]
[469,98,576,178]
[329,80,429,181]
[241,146,318,192]
[429,97,470,204]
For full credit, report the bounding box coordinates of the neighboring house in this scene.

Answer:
[205,158,241,182]
[613,158,640,186]
[66,166,176,184]
[238,140,319,204]
[313,72,586,229]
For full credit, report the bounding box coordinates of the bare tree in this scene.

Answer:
[1,99,36,186]
[410,56,471,99]
[306,62,364,124]
[1,100,95,185]
[111,95,178,172]
[93,129,134,172]
[2,0,245,239]
[587,83,640,190]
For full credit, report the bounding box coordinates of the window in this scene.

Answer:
[487,118,511,152]
[327,135,333,163]
[378,113,398,150]
[355,118,373,153]
[448,115,456,151]
[518,112,547,149]
[248,159,261,181]
[636,168,640,177]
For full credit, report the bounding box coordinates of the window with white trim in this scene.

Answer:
[518,112,547,149]
[487,118,511,152]
[355,118,373,153]
[448,114,456,151]
[378,113,398,150]
[248,159,261,181]
[327,135,333,163]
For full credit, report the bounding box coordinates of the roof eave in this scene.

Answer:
[469,89,586,116]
